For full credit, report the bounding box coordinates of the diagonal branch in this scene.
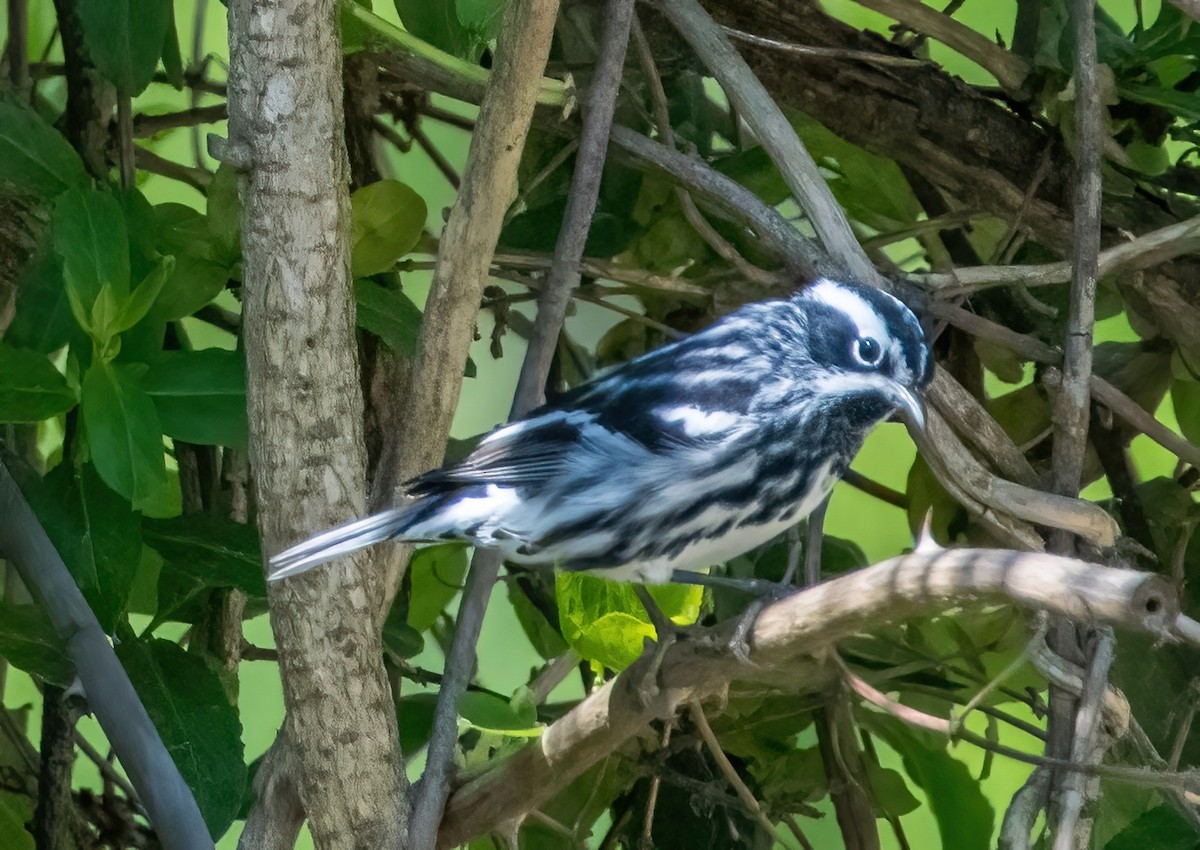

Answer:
[437,549,1191,847]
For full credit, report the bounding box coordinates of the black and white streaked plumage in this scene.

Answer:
[270,279,933,583]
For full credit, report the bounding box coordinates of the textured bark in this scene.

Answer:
[225,0,408,844]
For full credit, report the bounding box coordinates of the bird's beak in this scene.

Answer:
[890,385,926,430]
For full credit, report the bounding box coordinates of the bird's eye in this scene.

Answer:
[855,336,882,366]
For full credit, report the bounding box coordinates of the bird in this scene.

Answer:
[269,278,933,586]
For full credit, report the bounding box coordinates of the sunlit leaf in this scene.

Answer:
[53,189,131,318]
[350,180,427,277]
[458,690,541,736]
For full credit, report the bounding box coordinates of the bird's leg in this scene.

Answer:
[633,585,683,707]
[667,570,783,597]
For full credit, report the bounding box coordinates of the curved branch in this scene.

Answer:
[437,549,1185,846]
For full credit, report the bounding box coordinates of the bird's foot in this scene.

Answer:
[727,582,802,666]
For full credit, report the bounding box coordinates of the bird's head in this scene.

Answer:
[793,279,934,429]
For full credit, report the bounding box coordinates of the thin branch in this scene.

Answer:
[721,24,926,67]
[688,700,783,839]
[659,0,880,284]
[1053,629,1116,850]
[405,0,564,845]
[512,0,636,411]
[133,104,229,137]
[409,121,461,189]
[923,216,1200,297]
[842,469,908,509]
[849,0,1029,92]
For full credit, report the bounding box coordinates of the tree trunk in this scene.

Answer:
[225,0,408,845]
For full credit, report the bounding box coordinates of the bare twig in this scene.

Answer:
[688,700,782,838]
[512,0,636,410]
[1053,628,1116,850]
[849,0,1029,93]
[1046,0,1107,838]
[924,216,1200,297]
[608,126,818,275]
[722,24,925,67]
[133,104,229,137]
[659,0,881,285]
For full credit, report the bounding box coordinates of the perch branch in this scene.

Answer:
[438,549,1188,847]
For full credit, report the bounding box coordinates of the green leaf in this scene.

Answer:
[0,343,77,423]
[113,255,174,332]
[355,279,424,355]
[0,602,75,686]
[0,794,33,850]
[0,102,90,197]
[350,180,427,276]
[866,763,921,818]
[142,349,248,448]
[81,361,169,510]
[53,189,131,324]
[508,579,567,659]
[1171,380,1200,445]
[144,514,265,624]
[117,638,246,837]
[383,603,425,659]
[154,254,228,320]
[456,0,505,43]
[867,716,994,850]
[205,164,242,263]
[160,0,184,88]
[458,691,541,736]
[6,249,75,354]
[19,462,142,633]
[397,693,438,753]
[1105,805,1199,850]
[407,543,469,631]
[75,0,170,95]
[556,572,702,671]
[394,0,476,59]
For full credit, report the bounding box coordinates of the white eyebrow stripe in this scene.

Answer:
[806,279,890,346]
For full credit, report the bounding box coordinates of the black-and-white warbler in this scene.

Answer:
[269,279,933,583]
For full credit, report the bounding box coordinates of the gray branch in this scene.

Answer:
[0,461,212,850]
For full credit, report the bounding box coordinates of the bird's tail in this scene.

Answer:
[268,507,414,581]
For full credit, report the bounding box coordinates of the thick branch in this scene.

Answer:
[438,550,1184,846]
[226,0,407,841]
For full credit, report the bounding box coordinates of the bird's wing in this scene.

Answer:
[405,411,590,494]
